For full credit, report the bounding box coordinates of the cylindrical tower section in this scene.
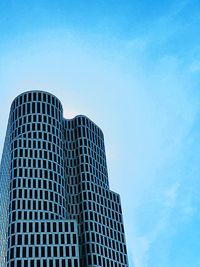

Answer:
[9,91,66,222]
[7,91,67,266]
[64,115,110,266]
[66,115,109,191]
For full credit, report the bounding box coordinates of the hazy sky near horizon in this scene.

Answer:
[1,1,200,266]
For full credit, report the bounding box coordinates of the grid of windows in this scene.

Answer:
[65,115,128,267]
[9,91,66,225]
[0,91,128,267]
[7,220,79,267]
[5,91,79,267]
[0,115,12,267]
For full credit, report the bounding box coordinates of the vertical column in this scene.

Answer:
[0,115,12,267]
[7,91,67,267]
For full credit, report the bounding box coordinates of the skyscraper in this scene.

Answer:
[0,90,128,267]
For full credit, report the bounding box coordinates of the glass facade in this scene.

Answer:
[0,90,128,267]
[0,114,12,267]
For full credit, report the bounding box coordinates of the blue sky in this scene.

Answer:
[1,1,200,266]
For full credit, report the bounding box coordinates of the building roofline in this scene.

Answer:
[11,90,63,109]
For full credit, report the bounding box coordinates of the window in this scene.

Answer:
[66,247,69,256]
[17,235,22,245]
[22,247,26,257]
[38,92,41,101]
[53,247,57,257]
[32,102,35,113]
[48,247,51,257]
[72,246,75,256]
[16,247,20,257]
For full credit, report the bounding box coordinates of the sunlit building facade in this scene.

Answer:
[0,90,128,267]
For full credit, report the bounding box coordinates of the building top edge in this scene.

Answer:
[64,115,104,137]
[11,90,63,109]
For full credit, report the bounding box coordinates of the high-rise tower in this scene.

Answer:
[0,91,128,267]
